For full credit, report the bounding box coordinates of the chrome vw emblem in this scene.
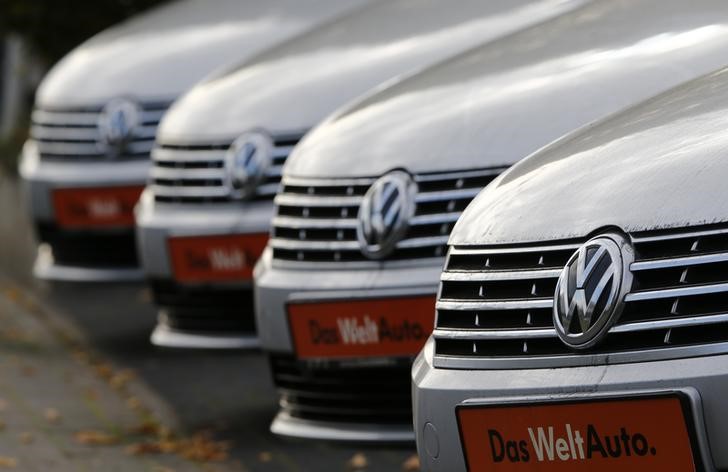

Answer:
[225,131,274,200]
[553,233,633,349]
[357,170,417,259]
[97,98,140,157]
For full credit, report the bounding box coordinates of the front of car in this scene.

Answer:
[135,0,588,349]
[19,0,368,282]
[255,0,728,443]
[413,67,728,471]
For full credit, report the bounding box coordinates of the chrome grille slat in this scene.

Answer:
[440,268,562,281]
[36,139,155,155]
[415,188,481,203]
[611,313,728,333]
[410,213,461,225]
[397,235,449,249]
[30,126,99,141]
[433,328,557,340]
[435,225,728,368]
[631,251,728,271]
[150,167,227,180]
[449,244,581,256]
[626,282,728,302]
[151,135,301,204]
[272,216,358,229]
[31,103,168,161]
[275,194,364,207]
[150,185,230,198]
[270,238,360,251]
[32,110,99,126]
[436,299,553,311]
[152,149,225,162]
[272,168,505,265]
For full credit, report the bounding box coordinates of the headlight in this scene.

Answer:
[225,131,274,200]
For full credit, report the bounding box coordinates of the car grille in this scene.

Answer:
[434,225,728,368]
[270,355,412,425]
[36,223,138,268]
[30,103,168,161]
[271,169,504,265]
[150,136,300,204]
[151,280,256,333]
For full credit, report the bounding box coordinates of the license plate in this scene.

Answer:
[457,394,698,471]
[168,234,268,283]
[53,186,144,228]
[287,295,435,359]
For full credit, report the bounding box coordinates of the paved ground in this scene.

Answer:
[0,173,419,471]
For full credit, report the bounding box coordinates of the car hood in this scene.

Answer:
[157,0,589,143]
[284,0,728,179]
[36,0,368,107]
[450,67,728,246]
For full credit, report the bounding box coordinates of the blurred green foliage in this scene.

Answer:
[0,0,168,63]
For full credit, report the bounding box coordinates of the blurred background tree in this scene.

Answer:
[0,0,168,172]
[0,0,169,64]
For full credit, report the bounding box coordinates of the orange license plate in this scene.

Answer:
[168,234,268,283]
[53,186,144,228]
[457,395,698,472]
[287,295,435,360]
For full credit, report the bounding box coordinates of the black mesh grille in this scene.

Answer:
[270,355,412,425]
[36,223,138,268]
[151,280,256,333]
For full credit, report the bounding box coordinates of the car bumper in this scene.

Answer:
[255,251,443,442]
[413,337,728,471]
[19,140,148,281]
[135,189,273,348]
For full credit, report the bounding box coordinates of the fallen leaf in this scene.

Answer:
[126,397,142,411]
[258,451,273,463]
[74,430,118,446]
[130,420,162,437]
[125,442,164,456]
[0,399,7,411]
[110,369,136,390]
[348,452,368,470]
[44,408,61,424]
[402,454,420,471]
[94,363,114,380]
[176,432,229,462]
[72,350,90,364]
[0,421,5,431]
[0,456,16,468]
[18,432,33,444]
[2,288,20,303]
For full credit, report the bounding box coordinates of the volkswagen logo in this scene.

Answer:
[97,98,140,157]
[553,233,634,350]
[225,131,274,200]
[357,170,417,259]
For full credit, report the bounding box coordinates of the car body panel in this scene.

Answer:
[284,0,728,179]
[450,67,728,247]
[156,0,590,142]
[37,0,371,107]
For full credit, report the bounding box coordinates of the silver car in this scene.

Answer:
[414,66,728,471]
[134,0,586,349]
[256,0,728,443]
[18,0,367,282]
